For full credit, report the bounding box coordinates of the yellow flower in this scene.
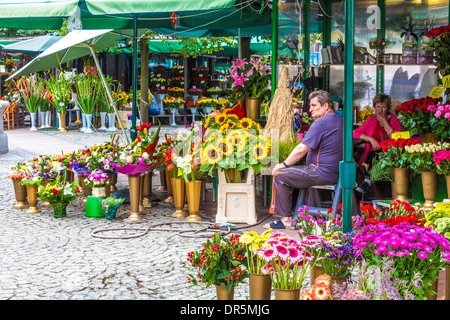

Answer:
[240,117,253,131]
[239,234,254,244]
[251,144,268,161]
[217,138,233,157]
[215,113,227,126]
[202,144,223,165]
[226,130,246,153]
[204,128,221,142]
[219,124,229,135]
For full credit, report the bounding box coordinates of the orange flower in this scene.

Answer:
[311,282,330,300]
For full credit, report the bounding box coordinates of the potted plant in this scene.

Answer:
[170,125,205,221]
[427,102,450,141]
[427,24,450,78]
[9,161,28,209]
[163,96,185,126]
[353,222,450,300]
[83,169,111,198]
[400,16,419,42]
[404,141,450,209]
[37,173,81,218]
[200,108,274,182]
[379,137,421,202]
[315,231,363,299]
[15,75,45,131]
[21,173,44,214]
[239,229,274,300]
[228,57,271,120]
[255,232,318,300]
[111,122,160,223]
[187,233,248,300]
[433,149,450,199]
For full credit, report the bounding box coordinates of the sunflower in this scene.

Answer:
[226,119,237,129]
[216,138,233,157]
[202,144,223,165]
[215,112,227,126]
[204,115,211,128]
[226,130,246,153]
[203,128,221,142]
[310,283,330,300]
[251,143,268,161]
[239,117,253,131]
[219,123,229,135]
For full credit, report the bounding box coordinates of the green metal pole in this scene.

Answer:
[303,0,310,81]
[322,0,331,92]
[271,0,278,94]
[340,0,356,234]
[376,0,385,94]
[131,14,139,142]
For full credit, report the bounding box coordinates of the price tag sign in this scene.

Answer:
[443,74,450,88]
[435,202,450,212]
[429,86,445,98]
[392,131,410,139]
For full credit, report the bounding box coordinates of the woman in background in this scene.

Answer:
[353,93,403,193]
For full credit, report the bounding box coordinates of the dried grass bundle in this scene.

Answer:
[264,66,293,143]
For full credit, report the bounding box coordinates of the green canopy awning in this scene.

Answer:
[0,0,272,31]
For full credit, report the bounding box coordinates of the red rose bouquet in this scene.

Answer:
[395,97,441,136]
[379,137,420,168]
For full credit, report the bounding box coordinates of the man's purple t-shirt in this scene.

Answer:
[301,111,343,183]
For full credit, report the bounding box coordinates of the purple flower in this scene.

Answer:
[417,251,428,260]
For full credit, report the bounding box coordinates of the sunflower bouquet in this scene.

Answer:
[200,109,274,180]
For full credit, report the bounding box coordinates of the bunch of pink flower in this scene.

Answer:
[433,149,450,176]
[83,169,110,188]
[255,232,318,290]
[353,222,450,299]
[427,103,450,119]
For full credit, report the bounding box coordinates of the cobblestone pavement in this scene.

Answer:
[0,126,287,301]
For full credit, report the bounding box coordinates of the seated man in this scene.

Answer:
[353,93,403,193]
[266,90,343,229]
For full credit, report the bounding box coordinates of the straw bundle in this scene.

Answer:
[264,66,293,142]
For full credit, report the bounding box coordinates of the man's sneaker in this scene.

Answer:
[356,179,371,193]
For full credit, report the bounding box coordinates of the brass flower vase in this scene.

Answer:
[392,167,409,202]
[59,113,67,132]
[249,273,272,300]
[274,288,301,300]
[421,171,439,210]
[245,97,261,121]
[125,176,147,223]
[108,172,118,193]
[25,184,40,213]
[310,264,325,285]
[185,180,202,221]
[40,178,51,208]
[215,285,234,300]
[164,170,174,203]
[139,175,150,214]
[79,175,92,204]
[171,177,187,217]
[142,171,153,208]
[11,179,28,209]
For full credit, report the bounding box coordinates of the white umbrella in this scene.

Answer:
[8,29,147,143]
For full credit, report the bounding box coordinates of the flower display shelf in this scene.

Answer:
[216,167,257,225]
